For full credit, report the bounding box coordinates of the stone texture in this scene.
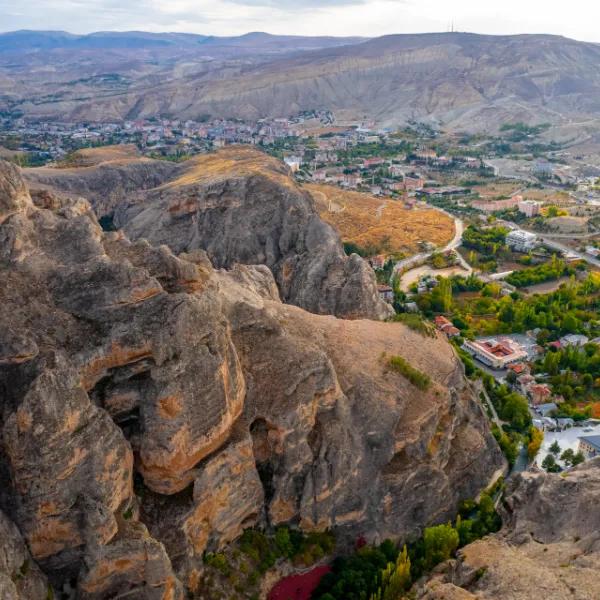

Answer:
[0,159,503,596]
[0,509,48,600]
[28,146,393,320]
[417,459,600,600]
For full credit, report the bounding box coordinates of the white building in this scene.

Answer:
[506,230,537,252]
[463,337,529,369]
[284,156,302,173]
[518,199,541,217]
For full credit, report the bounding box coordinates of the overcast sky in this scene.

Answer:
[2,0,600,42]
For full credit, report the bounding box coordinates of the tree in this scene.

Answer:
[571,451,585,466]
[370,545,412,600]
[542,454,560,472]
[560,448,575,466]
[549,441,561,455]
[423,524,459,570]
[527,427,544,460]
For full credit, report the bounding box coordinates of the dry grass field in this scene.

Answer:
[163,146,296,190]
[472,182,571,205]
[306,183,454,256]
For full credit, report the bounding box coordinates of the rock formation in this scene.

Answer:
[418,459,600,600]
[28,146,393,320]
[0,159,503,596]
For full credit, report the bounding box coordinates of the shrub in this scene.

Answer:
[388,356,431,390]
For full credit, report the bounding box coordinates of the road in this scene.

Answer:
[393,213,471,276]
[539,237,600,268]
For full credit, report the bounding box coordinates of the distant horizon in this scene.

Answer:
[0,28,593,44]
[2,0,600,44]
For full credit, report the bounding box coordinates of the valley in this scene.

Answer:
[1,22,600,600]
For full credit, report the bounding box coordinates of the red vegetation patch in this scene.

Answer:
[268,565,331,600]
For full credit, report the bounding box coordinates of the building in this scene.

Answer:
[518,199,541,217]
[472,195,522,213]
[506,230,537,252]
[560,334,589,348]
[434,316,461,338]
[369,255,388,270]
[284,156,302,173]
[578,436,600,459]
[529,384,552,406]
[403,176,425,191]
[463,337,529,369]
[377,285,394,302]
[536,402,558,417]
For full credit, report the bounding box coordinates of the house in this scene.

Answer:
[433,316,461,338]
[536,402,558,417]
[517,374,536,395]
[548,341,562,350]
[578,436,600,459]
[377,285,394,302]
[434,316,453,329]
[560,334,589,348]
[528,384,552,406]
[463,337,529,369]
[508,362,529,376]
[369,255,388,270]
[403,176,425,191]
[363,157,386,168]
[555,418,575,430]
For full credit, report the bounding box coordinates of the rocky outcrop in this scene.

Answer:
[25,149,181,218]
[0,510,48,600]
[28,146,392,321]
[418,460,600,600]
[0,160,503,596]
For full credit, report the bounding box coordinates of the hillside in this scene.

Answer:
[308,183,455,256]
[418,460,600,599]
[4,32,600,137]
[25,146,393,320]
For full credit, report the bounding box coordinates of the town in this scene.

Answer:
[4,107,600,476]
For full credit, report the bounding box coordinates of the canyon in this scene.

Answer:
[0,153,504,597]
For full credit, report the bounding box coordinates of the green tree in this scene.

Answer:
[542,454,560,472]
[560,448,575,466]
[571,451,585,466]
[549,441,561,455]
[423,524,459,570]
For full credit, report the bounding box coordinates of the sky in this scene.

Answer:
[2,0,600,42]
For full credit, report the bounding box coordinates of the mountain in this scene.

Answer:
[3,31,600,135]
[25,145,393,320]
[0,158,503,597]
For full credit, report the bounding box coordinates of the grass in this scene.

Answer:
[388,355,431,390]
[308,183,454,256]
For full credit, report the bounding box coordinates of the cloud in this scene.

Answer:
[0,0,599,42]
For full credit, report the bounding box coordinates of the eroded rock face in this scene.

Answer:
[28,146,393,320]
[418,460,600,600]
[0,160,502,596]
[0,509,48,600]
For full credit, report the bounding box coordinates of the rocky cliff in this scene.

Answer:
[28,146,393,321]
[0,159,503,597]
[418,460,600,600]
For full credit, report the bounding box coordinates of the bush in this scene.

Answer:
[388,356,431,390]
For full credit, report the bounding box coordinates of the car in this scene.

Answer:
[583,427,594,432]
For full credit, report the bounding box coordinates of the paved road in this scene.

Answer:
[393,213,471,276]
[540,237,600,268]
